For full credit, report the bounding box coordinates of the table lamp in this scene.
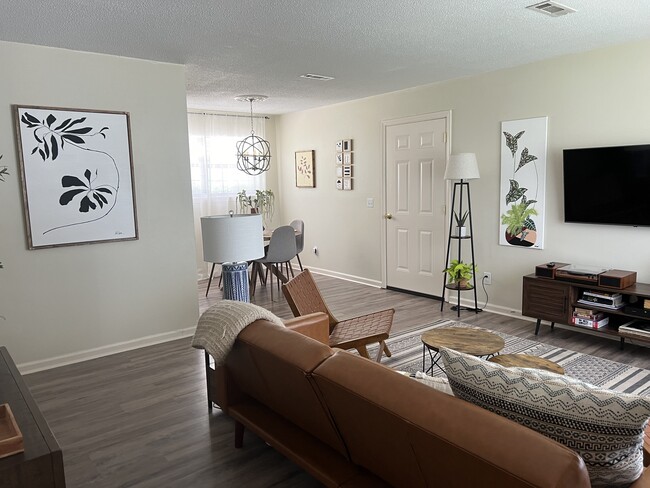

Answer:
[201,212,264,302]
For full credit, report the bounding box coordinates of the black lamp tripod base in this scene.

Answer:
[441,180,479,318]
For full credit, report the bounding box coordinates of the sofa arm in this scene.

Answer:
[284,312,330,345]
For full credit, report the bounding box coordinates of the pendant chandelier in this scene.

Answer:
[235,95,271,175]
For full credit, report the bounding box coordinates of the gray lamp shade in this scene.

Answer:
[201,214,264,263]
[444,153,480,180]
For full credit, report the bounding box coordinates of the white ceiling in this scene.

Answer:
[2,0,650,114]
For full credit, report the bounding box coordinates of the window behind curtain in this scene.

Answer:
[188,112,267,279]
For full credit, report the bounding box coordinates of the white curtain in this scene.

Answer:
[188,112,267,279]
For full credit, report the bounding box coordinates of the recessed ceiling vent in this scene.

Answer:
[526,1,576,16]
[300,73,335,81]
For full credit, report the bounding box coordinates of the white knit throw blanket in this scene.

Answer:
[191,300,284,366]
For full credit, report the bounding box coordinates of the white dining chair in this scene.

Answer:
[253,225,297,301]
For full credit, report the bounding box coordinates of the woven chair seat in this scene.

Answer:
[329,309,394,350]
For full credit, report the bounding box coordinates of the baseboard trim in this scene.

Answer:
[300,265,382,288]
[447,295,527,320]
[18,327,196,374]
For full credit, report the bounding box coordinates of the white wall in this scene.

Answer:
[0,41,198,371]
[276,39,650,313]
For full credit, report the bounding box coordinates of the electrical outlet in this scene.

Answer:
[483,272,492,285]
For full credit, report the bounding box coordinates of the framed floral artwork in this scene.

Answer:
[295,150,315,188]
[14,105,138,249]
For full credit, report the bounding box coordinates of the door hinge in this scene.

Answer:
[443,132,447,144]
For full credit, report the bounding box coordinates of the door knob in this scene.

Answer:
[385,213,393,219]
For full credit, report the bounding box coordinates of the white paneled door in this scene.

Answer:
[385,116,447,297]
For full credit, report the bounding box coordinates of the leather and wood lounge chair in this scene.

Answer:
[282,269,394,362]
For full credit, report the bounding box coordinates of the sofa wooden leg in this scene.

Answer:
[383,342,392,358]
[235,421,244,448]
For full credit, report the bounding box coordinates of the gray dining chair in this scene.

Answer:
[253,225,297,301]
[290,219,305,271]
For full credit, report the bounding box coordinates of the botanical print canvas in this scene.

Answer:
[295,150,315,187]
[14,106,138,249]
[499,116,547,249]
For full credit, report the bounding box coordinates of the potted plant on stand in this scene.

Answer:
[443,259,477,289]
[453,211,469,237]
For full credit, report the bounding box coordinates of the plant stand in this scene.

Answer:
[440,180,479,317]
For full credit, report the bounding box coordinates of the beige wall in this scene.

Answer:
[276,39,650,313]
[0,41,198,370]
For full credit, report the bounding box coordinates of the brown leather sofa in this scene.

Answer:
[205,313,649,487]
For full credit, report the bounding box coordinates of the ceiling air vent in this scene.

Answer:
[526,1,576,16]
[299,73,335,81]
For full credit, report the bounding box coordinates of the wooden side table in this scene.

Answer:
[0,347,65,487]
[488,354,565,375]
[421,328,505,374]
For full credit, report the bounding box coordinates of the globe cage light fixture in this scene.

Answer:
[235,95,271,175]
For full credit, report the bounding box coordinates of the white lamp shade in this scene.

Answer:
[444,153,480,180]
[201,214,264,263]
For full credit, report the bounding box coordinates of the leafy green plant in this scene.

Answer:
[501,197,538,238]
[453,210,469,227]
[443,259,476,284]
[237,188,275,225]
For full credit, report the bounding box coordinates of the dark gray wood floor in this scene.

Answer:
[25,273,650,487]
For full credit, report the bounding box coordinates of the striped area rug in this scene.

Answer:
[368,319,650,396]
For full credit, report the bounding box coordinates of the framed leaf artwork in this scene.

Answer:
[295,150,315,188]
[499,116,547,249]
[13,105,138,249]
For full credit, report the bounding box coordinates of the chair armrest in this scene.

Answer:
[284,312,330,345]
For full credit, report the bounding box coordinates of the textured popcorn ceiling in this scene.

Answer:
[2,0,650,114]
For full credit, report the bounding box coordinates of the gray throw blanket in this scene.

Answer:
[191,300,284,366]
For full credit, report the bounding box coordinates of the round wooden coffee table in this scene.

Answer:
[488,354,565,374]
[421,328,505,375]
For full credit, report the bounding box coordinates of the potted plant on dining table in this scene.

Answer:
[237,189,275,228]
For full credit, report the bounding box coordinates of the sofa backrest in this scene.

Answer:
[312,351,591,488]
[225,320,348,457]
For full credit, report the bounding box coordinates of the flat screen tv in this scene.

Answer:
[563,144,650,226]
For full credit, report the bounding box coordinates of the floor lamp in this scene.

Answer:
[441,153,480,316]
[201,212,264,302]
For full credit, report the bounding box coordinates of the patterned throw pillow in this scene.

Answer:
[413,371,454,395]
[439,347,650,487]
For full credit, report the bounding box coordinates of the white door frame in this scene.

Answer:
[380,110,452,289]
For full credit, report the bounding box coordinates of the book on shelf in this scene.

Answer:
[572,309,606,321]
[576,299,625,310]
[571,316,609,329]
